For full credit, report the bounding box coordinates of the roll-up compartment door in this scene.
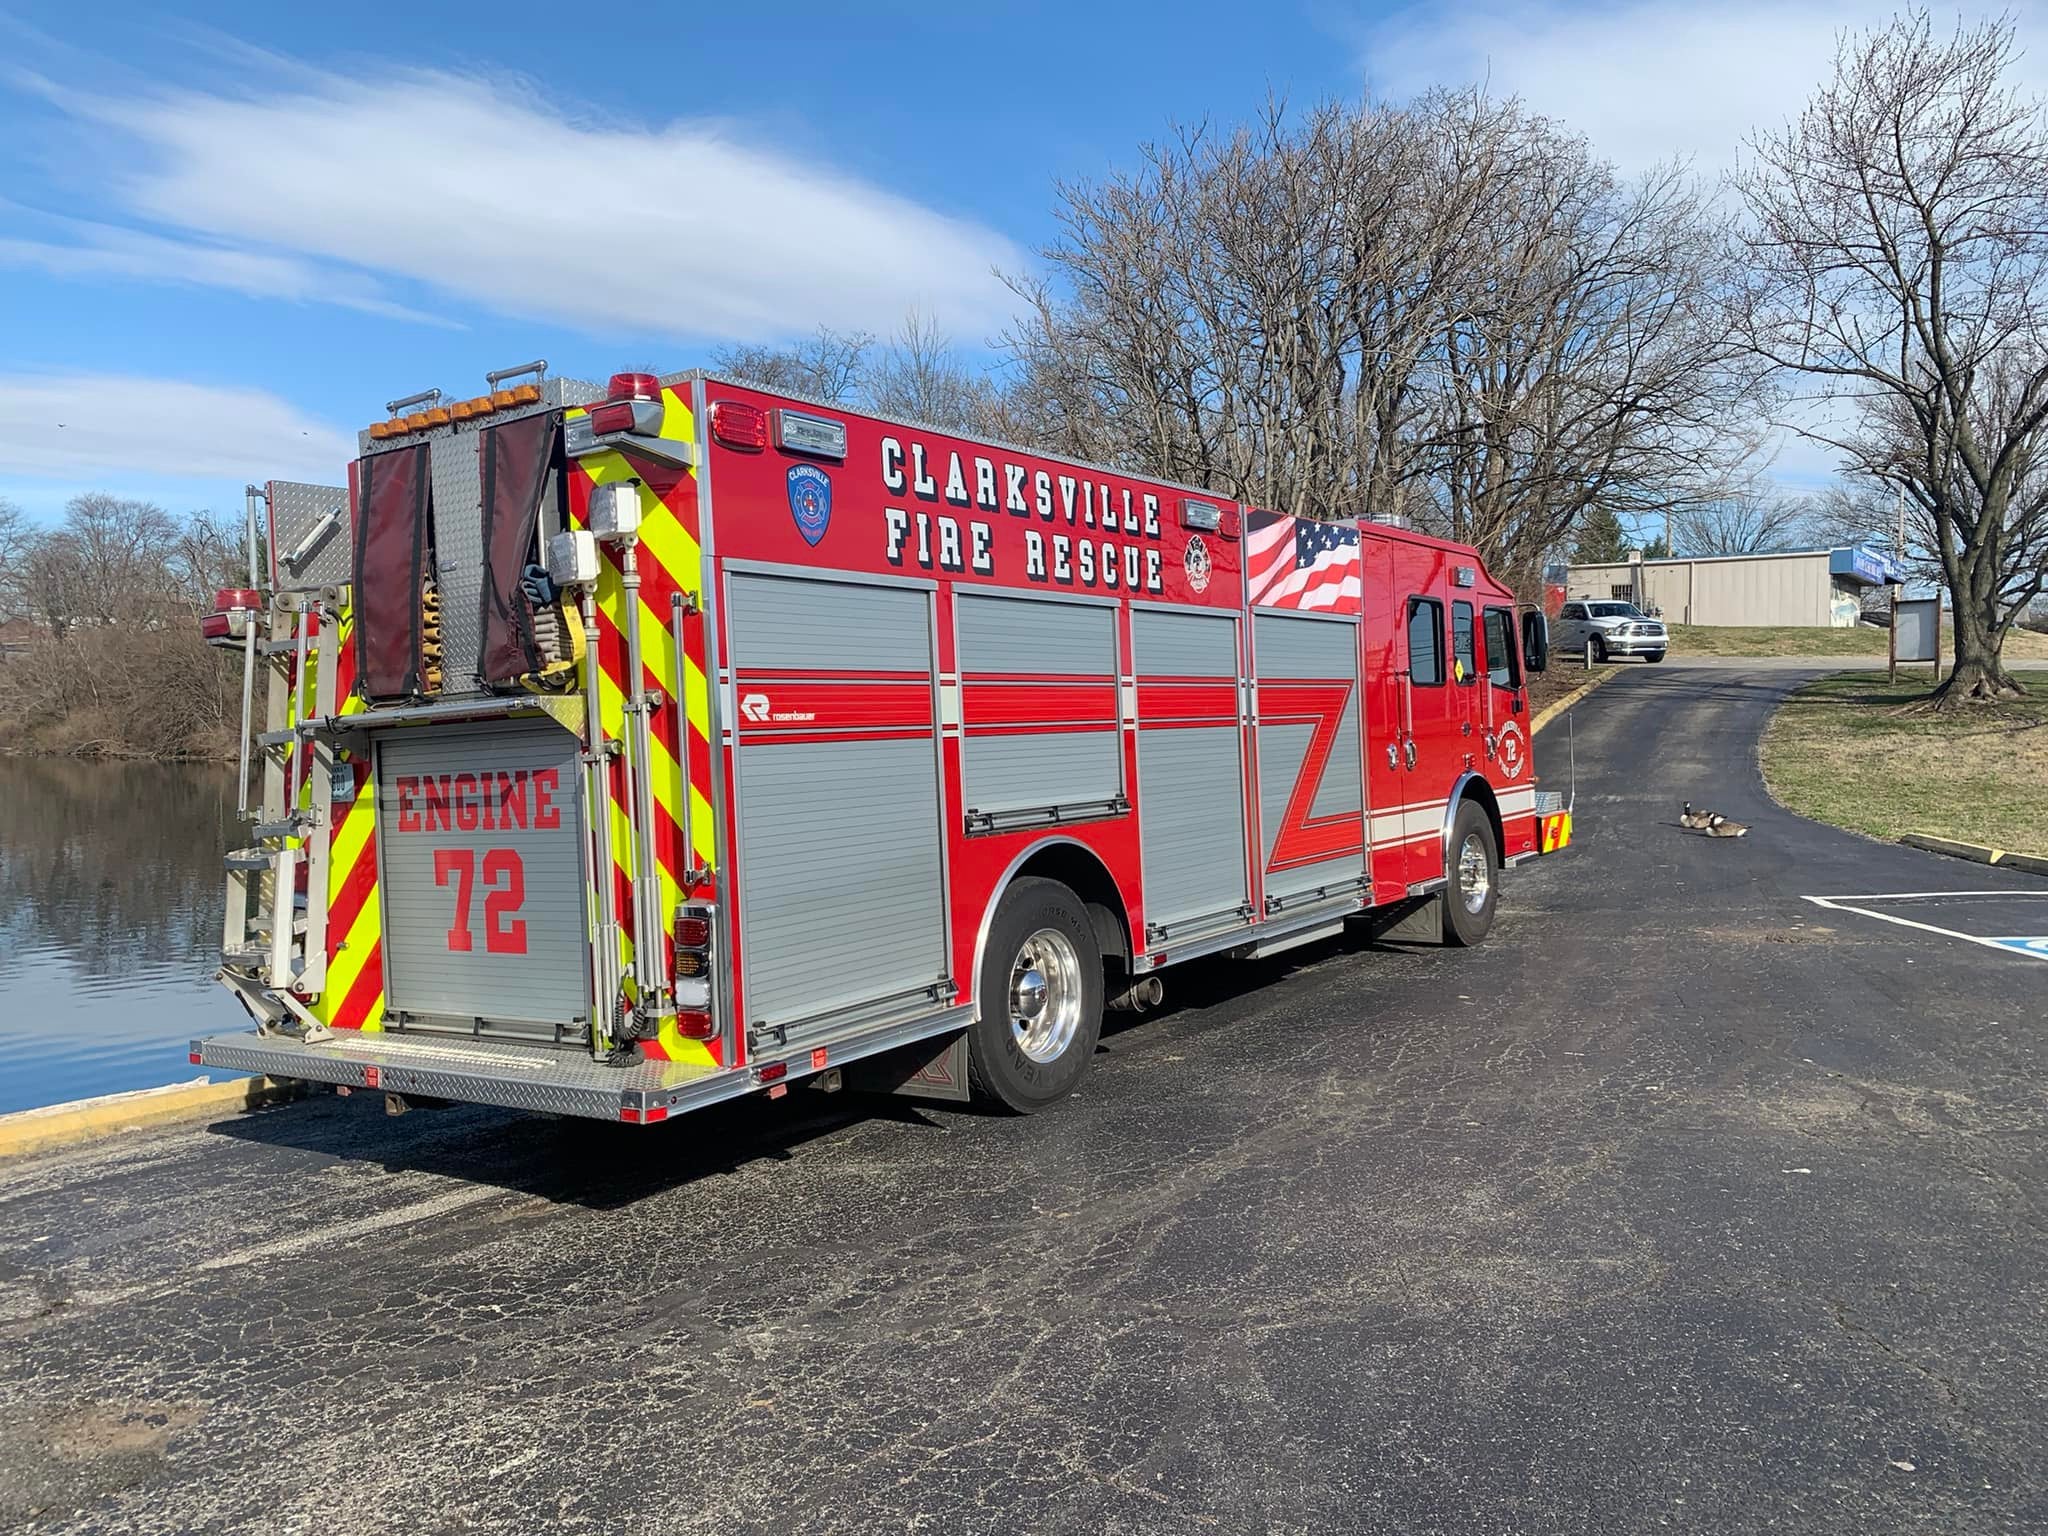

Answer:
[726,571,950,1040]
[1254,613,1366,907]
[376,719,590,1038]
[1133,608,1248,938]
[956,593,1120,831]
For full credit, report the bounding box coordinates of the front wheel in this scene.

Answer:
[1591,634,1609,663]
[967,878,1104,1113]
[1443,801,1501,947]
[1644,650,1666,664]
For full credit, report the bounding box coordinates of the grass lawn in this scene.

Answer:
[1668,623,2048,659]
[1761,668,2048,854]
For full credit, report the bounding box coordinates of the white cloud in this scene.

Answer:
[23,66,1026,345]
[0,372,356,484]
[1362,1,2048,178]
[0,218,453,326]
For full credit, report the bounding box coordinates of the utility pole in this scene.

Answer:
[1889,482,1905,683]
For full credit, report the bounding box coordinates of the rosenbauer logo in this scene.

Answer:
[738,691,815,725]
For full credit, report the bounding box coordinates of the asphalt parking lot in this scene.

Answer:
[2,662,2044,1534]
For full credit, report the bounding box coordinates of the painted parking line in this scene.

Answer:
[1803,892,2048,962]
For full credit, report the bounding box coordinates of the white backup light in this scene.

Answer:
[588,481,642,540]
[546,530,601,588]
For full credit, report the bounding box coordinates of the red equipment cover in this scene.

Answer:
[476,410,561,686]
[353,442,430,700]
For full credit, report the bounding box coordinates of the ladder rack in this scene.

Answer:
[215,483,348,1033]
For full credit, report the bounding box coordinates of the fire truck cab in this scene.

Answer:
[196,366,1570,1123]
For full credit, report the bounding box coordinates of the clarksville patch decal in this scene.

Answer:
[787,463,833,546]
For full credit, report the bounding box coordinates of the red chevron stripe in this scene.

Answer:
[326,814,378,959]
[331,942,384,1031]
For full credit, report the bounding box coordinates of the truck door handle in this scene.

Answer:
[1403,739,1417,770]
[1385,742,1399,771]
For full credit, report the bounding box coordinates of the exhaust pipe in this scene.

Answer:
[1107,975,1164,1013]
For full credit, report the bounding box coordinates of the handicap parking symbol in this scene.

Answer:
[1988,937,2048,959]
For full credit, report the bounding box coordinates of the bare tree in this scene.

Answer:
[708,326,874,403]
[0,497,28,621]
[1673,481,1809,555]
[1003,92,1759,596]
[1736,9,2048,705]
[867,311,1001,435]
[1424,124,1760,591]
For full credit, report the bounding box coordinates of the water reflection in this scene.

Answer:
[0,758,241,1113]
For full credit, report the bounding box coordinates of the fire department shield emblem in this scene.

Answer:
[787,464,832,546]
[1499,723,1526,778]
[1183,533,1212,593]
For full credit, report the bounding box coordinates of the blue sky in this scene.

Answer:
[2,0,2032,522]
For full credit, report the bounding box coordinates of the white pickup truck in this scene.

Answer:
[1553,600,1668,663]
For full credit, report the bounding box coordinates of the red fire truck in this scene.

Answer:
[195,366,1571,1123]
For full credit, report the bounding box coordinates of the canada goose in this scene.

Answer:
[1705,814,1750,838]
[1679,801,1714,829]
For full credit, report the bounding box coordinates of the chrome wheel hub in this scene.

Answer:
[1457,832,1492,915]
[1009,928,1082,1063]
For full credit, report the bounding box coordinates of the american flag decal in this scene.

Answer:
[1245,511,1362,611]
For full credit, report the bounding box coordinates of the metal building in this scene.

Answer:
[1566,546,1898,627]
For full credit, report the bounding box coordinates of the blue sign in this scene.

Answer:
[1830,544,1899,585]
[787,464,832,546]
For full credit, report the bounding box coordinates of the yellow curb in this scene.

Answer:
[1529,665,1620,735]
[1901,833,2047,875]
[0,1076,306,1161]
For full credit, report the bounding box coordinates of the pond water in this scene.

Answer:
[0,757,243,1114]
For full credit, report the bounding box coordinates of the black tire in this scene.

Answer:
[1591,634,1609,663]
[1644,650,1666,664]
[967,878,1104,1113]
[1442,800,1501,948]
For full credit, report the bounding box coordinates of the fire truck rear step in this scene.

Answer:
[193,1029,742,1123]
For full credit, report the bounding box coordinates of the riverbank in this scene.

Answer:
[1761,667,2048,854]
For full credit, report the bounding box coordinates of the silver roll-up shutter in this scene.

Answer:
[726,571,950,1040]
[956,592,1120,827]
[1133,608,1247,937]
[1253,613,1366,905]
[375,718,590,1037]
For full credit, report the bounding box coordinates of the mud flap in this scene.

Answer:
[1363,894,1444,945]
[840,1029,971,1103]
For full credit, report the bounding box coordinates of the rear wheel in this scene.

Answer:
[967,878,1103,1112]
[1442,800,1500,947]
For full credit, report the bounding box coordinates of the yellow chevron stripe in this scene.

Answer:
[319,882,384,1030]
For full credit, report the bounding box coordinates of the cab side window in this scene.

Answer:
[1452,601,1476,685]
[1407,597,1444,686]
[1483,607,1520,688]
[1559,603,1585,622]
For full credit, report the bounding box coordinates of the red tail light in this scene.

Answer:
[608,372,660,402]
[675,916,710,948]
[711,401,768,450]
[756,1060,788,1083]
[674,1010,716,1041]
[589,400,638,436]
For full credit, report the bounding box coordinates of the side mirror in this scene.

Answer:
[1522,609,1550,673]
